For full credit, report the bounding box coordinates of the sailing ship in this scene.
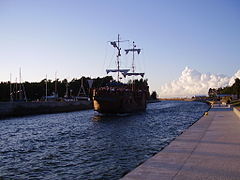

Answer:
[93,34,149,114]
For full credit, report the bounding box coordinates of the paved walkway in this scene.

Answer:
[121,106,240,180]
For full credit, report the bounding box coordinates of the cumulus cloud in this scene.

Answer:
[159,67,240,98]
[229,70,240,86]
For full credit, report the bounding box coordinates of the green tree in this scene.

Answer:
[233,78,240,99]
[0,76,115,101]
[150,91,157,100]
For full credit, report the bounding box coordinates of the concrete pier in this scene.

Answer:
[121,105,240,180]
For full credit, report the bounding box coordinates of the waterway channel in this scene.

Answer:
[0,101,209,180]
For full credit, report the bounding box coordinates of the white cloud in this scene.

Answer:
[229,70,240,86]
[159,67,240,98]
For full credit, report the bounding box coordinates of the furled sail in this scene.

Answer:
[125,48,141,54]
[106,69,130,74]
[122,72,145,77]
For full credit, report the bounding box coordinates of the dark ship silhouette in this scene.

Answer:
[93,34,149,114]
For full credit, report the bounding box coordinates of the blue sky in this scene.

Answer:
[0,0,240,94]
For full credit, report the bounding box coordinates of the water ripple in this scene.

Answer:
[0,101,209,180]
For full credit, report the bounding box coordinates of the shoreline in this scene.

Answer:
[0,101,93,119]
[147,99,161,103]
[0,99,161,119]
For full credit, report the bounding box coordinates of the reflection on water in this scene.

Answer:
[0,101,209,180]
[92,112,134,121]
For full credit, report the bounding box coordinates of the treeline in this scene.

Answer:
[208,78,240,99]
[0,76,113,101]
[0,76,151,101]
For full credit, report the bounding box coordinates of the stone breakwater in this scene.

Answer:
[0,101,92,119]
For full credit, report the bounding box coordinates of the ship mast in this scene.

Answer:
[126,41,141,73]
[116,34,121,82]
[125,41,143,77]
[108,34,129,82]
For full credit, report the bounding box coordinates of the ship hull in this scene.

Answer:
[93,93,146,114]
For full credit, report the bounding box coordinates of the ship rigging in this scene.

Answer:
[93,34,149,114]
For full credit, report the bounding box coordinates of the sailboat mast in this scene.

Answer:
[15,77,17,101]
[55,72,57,95]
[117,34,120,82]
[10,73,13,102]
[19,68,22,100]
[45,74,48,102]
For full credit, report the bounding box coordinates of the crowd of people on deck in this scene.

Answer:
[94,86,146,97]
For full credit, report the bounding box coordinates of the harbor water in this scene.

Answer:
[0,101,209,180]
